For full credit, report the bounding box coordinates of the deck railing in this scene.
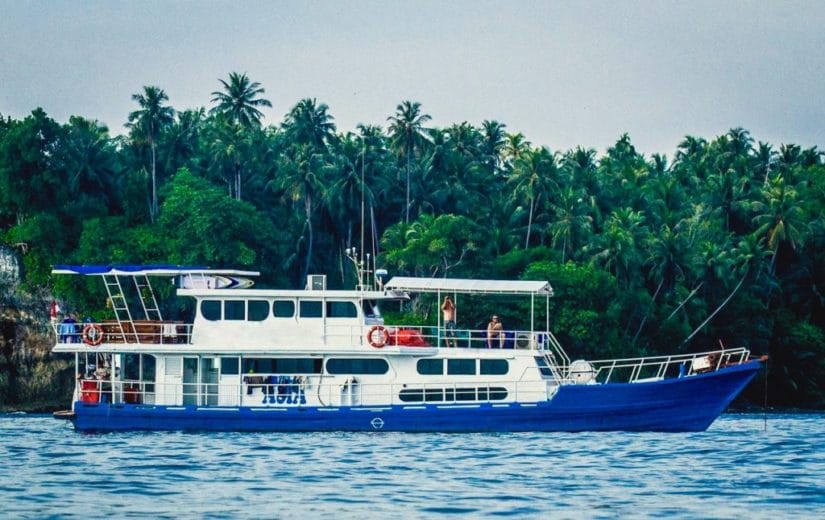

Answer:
[74,377,550,408]
[576,347,752,385]
[54,321,193,345]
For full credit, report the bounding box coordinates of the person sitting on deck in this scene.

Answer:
[487,315,504,348]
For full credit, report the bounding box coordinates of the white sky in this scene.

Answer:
[1,0,823,156]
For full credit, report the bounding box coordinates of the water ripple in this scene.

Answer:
[0,413,823,517]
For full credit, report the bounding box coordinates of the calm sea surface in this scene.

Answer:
[0,413,822,518]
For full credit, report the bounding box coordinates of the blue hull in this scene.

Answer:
[71,361,762,433]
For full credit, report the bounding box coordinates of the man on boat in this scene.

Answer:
[487,315,504,348]
[441,295,457,347]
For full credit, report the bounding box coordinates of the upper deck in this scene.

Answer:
[50,266,567,360]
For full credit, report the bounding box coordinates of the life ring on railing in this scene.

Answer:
[366,325,389,348]
[82,323,104,346]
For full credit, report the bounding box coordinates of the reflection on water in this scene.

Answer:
[0,414,823,518]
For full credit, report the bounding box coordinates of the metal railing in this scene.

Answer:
[74,376,549,408]
[577,347,752,385]
[326,323,566,353]
[54,321,193,346]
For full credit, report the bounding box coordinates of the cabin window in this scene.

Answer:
[123,353,141,380]
[480,359,509,375]
[273,300,295,318]
[242,358,323,374]
[416,359,444,375]
[534,356,554,376]
[118,353,155,388]
[299,301,323,318]
[447,359,476,375]
[362,300,381,319]
[326,301,358,318]
[326,358,389,375]
[221,357,240,375]
[398,387,508,403]
[248,300,270,321]
[224,300,245,320]
[201,300,221,321]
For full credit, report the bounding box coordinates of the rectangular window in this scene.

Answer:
[424,389,444,402]
[241,358,322,374]
[273,300,295,318]
[224,300,245,320]
[326,301,358,318]
[326,358,389,375]
[455,387,476,401]
[299,301,323,318]
[480,359,509,375]
[141,355,156,382]
[362,300,381,319]
[221,357,240,375]
[417,359,444,375]
[201,300,221,321]
[248,300,270,321]
[123,353,140,380]
[534,356,554,376]
[447,359,476,375]
[399,389,424,403]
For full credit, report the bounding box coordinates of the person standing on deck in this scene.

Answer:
[441,295,457,347]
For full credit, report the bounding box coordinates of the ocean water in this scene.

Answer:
[0,413,822,518]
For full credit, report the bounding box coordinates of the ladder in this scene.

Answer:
[103,274,139,343]
[134,274,162,322]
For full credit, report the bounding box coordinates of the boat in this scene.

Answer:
[50,263,764,432]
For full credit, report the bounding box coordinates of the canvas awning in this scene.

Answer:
[52,265,260,277]
[384,276,553,296]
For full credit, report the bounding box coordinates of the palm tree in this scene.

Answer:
[162,108,204,175]
[61,116,119,211]
[751,175,807,273]
[283,98,336,149]
[273,144,328,281]
[208,116,252,200]
[387,101,431,223]
[127,86,175,221]
[210,72,272,128]
[503,132,531,168]
[508,147,558,248]
[682,233,768,345]
[480,120,507,176]
[753,141,777,186]
[589,208,648,287]
[547,185,593,262]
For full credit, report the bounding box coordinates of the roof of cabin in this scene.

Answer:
[52,265,260,277]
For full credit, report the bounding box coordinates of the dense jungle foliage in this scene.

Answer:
[1,73,824,408]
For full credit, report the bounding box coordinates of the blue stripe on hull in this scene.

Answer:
[71,361,762,433]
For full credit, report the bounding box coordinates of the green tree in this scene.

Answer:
[209,72,272,129]
[127,86,175,221]
[387,101,431,223]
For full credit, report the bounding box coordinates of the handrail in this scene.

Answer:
[53,321,193,345]
[575,348,751,385]
[75,377,548,408]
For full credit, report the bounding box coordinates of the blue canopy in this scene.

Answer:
[52,265,259,277]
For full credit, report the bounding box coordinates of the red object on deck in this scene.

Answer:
[124,384,141,404]
[80,380,99,403]
[395,328,431,347]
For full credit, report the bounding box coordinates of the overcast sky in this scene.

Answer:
[1,0,823,156]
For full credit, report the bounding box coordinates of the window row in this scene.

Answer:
[398,387,508,403]
[416,358,509,376]
[201,299,358,321]
[221,357,390,376]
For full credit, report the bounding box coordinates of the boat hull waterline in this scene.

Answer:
[69,361,761,433]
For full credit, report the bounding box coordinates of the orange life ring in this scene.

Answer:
[366,325,388,348]
[82,323,104,346]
